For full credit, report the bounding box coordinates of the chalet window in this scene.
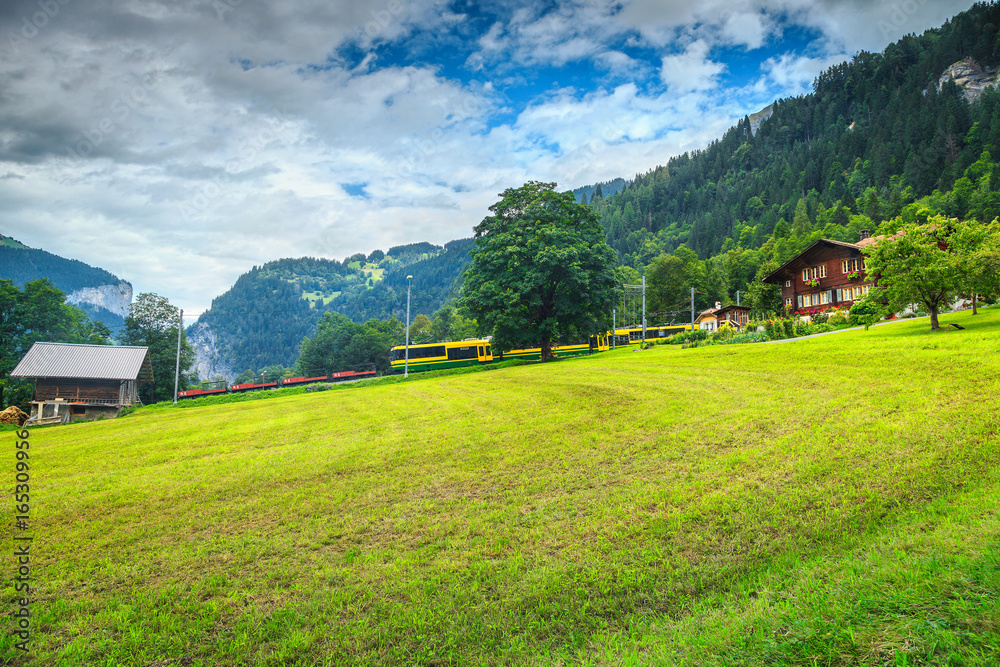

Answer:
[797,295,803,308]
[836,288,842,302]
[842,257,865,274]
[785,297,793,306]
[802,265,827,281]
[821,291,831,305]
[785,280,791,288]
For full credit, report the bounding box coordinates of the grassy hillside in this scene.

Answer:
[4,308,1000,665]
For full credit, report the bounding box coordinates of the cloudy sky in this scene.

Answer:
[0,0,973,312]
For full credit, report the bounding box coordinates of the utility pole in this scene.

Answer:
[641,275,646,343]
[690,288,695,332]
[612,309,616,349]
[404,275,413,378]
[173,308,183,404]
[737,290,741,307]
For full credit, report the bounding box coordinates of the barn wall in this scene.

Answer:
[35,379,122,403]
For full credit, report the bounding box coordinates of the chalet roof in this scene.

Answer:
[762,238,861,284]
[715,304,750,314]
[10,343,154,382]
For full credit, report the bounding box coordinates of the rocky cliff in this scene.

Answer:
[938,57,999,103]
[187,320,237,382]
[748,103,774,136]
[65,281,133,319]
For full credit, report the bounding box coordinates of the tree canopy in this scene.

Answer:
[120,293,195,403]
[862,216,1000,329]
[295,312,403,375]
[460,181,619,360]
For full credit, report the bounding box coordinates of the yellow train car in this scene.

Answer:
[390,334,611,373]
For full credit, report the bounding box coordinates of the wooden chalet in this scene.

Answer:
[762,233,879,314]
[696,302,752,331]
[10,343,153,424]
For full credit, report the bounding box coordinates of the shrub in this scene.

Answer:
[849,298,884,330]
[828,310,849,327]
[763,320,778,340]
[783,319,795,338]
[711,325,736,342]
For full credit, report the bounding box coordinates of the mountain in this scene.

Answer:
[572,178,627,204]
[0,233,132,331]
[188,240,473,380]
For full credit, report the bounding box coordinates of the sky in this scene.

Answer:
[0,0,975,313]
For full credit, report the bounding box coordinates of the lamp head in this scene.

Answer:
[406,275,413,280]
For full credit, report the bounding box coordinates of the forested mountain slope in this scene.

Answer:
[0,234,132,331]
[188,240,472,379]
[582,2,1000,313]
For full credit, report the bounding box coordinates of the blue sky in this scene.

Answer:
[0,0,976,311]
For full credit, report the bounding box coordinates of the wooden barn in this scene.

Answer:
[11,343,153,424]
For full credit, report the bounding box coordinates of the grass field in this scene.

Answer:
[3,308,1000,665]
[302,290,341,306]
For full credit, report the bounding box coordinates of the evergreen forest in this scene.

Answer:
[587,2,1000,315]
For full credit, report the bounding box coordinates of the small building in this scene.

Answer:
[762,234,879,314]
[696,302,752,331]
[10,343,153,423]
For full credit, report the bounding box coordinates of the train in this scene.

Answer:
[178,323,698,397]
[389,323,695,374]
[177,366,377,399]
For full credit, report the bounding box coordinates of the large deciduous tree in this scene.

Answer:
[460,181,619,361]
[120,293,195,403]
[953,218,1000,314]
[861,217,961,330]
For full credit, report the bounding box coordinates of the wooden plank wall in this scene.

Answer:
[35,379,121,402]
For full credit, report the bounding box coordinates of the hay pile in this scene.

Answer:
[0,406,28,426]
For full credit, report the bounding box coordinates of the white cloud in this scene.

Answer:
[721,11,771,49]
[660,40,726,92]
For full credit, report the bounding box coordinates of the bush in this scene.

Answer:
[828,310,849,327]
[849,298,884,329]
[668,329,709,345]
[710,325,736,342]
[783,319,795,338]
[719,331,769,345]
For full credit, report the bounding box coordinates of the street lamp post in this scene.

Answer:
[405,275,413,378]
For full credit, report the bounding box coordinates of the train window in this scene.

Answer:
[447,346,478,361]
[485,345,490,357]
[395,345,446,360]
[478,346,484,357]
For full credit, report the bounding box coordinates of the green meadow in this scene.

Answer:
[3,308,1000,665]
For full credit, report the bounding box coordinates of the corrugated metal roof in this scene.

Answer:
[10,343,153,382]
